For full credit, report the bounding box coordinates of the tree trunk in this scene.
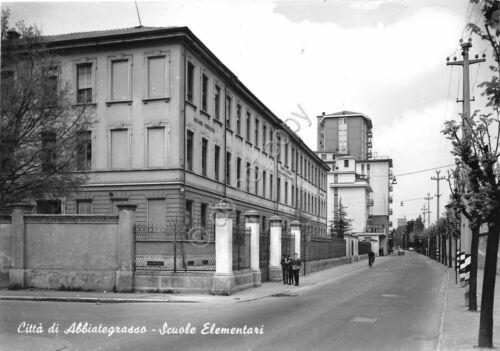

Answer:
[469,226,479,311]
[478,219,500,348]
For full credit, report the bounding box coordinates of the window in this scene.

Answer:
[291,148,295,171]
[226,96,232,128]
[277,177,281,203]
[186,61,195,103]
[321,154,326,160]
[76,63,93,104]
[76,131,92,170]
[344,159,349,168]
[201,138,208,176]
[214,85,221,120]
[270,174,273,201]
[284,181,288,204]
[277,135,281,163]
[110,59,130,101]
[269,129,273,155]
[110,129,128,169]
[255,166,259,195]
[147,56,167,99]
[291,185,295,207]
[201,203,208,227]
[214,145,220,181]
[285,144,289,167]
[361,164,365,173]
[262,125,267,150]
[186,130,194,171]
[41,130,57,173]
[148,128,165,168]
[77,200,92,214]
[255,119,259,147]
[185,200,193,228]
[236,104,242,135]
[263,171,267,197]
[42,66,58,106]
[148,199,166,228]
[201,73,208,111]
[246,112,251,141]
[246,162,251,192]
[36,199,61,214]
[226,152,231,184]
[236,157,242,188]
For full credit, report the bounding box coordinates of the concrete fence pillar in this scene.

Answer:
[8,203,33,289]
[291,220,301,258]
[244,210,261,287]
[269,215,282,282]
[116,204,137,292]
[212,202,236,295]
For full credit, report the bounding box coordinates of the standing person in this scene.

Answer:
[280,254,290,284]
[287,255,294,285]
[368,249,375,268]
[290,253,302,286]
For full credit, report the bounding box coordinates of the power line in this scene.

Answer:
[395,164,456,177]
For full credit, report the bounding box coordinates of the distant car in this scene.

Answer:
[408,247,414,251]
[398,249,405,256]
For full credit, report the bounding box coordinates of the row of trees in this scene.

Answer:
[442,1,500,347]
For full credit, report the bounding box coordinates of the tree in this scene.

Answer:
[446,167,482,311]
[442,1,500,346]
[330,199,352,239]
[0,11,90,210]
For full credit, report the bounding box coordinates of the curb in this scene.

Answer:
[0,296,199,303]
[0,260,374,304]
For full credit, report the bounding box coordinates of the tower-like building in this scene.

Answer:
[317,111,373,160]
[317,110,393,255]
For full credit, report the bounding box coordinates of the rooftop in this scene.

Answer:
[318,110,373,129]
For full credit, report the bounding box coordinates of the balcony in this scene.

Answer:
[367,199,374,206]
[367,131,372,138]
[367,142,372,148]
[389,209,393,215]
[389,196,393,204]
[389,185,393,192]
[364,225,386,233]
[389,221,393,227]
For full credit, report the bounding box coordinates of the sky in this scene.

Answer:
[3,0,495,227]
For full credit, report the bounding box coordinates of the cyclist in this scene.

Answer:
[368,250,375,268]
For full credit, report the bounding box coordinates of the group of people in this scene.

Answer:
[280,253,302,286]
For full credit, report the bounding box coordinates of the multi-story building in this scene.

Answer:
[317,110,373,160]
[317,111,393,255]
[30,26,329,239]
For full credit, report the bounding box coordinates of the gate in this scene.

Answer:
[259,230,270,281]
[281,231,295,258]
[233,225,251,271]
[135,220,216,272]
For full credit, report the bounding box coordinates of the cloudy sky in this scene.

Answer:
[3,0,493,226]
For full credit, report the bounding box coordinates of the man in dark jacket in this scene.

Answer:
[290,253,302,286]
[280,254,290,284]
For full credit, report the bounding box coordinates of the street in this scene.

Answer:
[0,254,446,351]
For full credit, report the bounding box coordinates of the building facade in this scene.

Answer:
[34,26,329,237]
[317,111,373,160]
[317,111,393,255]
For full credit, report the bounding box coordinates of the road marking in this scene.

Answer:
[350,317,377,324]
[382,294,398,298]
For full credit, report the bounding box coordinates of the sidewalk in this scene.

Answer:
[439,262,500,350]
[0,258,373,304]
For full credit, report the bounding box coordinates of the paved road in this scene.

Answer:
[0,254,447,351]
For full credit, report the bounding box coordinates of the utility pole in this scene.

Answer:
[432,170,447,264]
[424,193,433,226]
[431,170,446,222]
[446,39,486,255]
